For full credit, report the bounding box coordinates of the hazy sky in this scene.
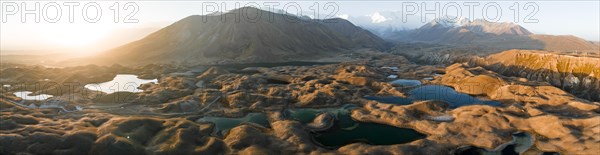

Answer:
[1,1,598,53]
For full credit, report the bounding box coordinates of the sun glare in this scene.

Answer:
[41,23,113,47]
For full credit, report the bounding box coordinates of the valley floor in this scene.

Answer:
[0,51,599,154]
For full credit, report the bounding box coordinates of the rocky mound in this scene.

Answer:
[2,51,598,154]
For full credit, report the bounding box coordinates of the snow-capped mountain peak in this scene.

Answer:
[370,12,391,23]
[338,11,428,40]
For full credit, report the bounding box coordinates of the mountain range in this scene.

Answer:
[393,17,599,53]
[69,7,598,66]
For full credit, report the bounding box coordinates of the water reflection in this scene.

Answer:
[84,74,158,94]
[410,85,500,108]
[365,85,500,108]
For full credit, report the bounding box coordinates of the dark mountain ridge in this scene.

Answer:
[78,7,387,66]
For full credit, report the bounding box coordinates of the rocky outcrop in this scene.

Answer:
[467,49,600,101]
[158,95,201,113]
[439,64,507,96]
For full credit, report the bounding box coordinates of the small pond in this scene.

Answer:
[196,113,270,137]
[285,105,426,148]
[84,74,158,94]
[410,85,501,108]
[389,79,422,87]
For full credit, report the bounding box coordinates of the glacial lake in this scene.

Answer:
[13,91,53,101]
[196,113,270,137]
[285,105,426,148]
[284,104,357,124]
[390,79,422,87]
[84,74,158,94]
[365,85,501,108]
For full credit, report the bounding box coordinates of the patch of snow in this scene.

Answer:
[336,14,349,20]
[431,16,470,28]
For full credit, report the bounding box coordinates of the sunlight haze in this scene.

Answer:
[1,1,599,54]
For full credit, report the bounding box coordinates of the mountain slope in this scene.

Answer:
[320,18,389,50]
[90,7,386,65]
